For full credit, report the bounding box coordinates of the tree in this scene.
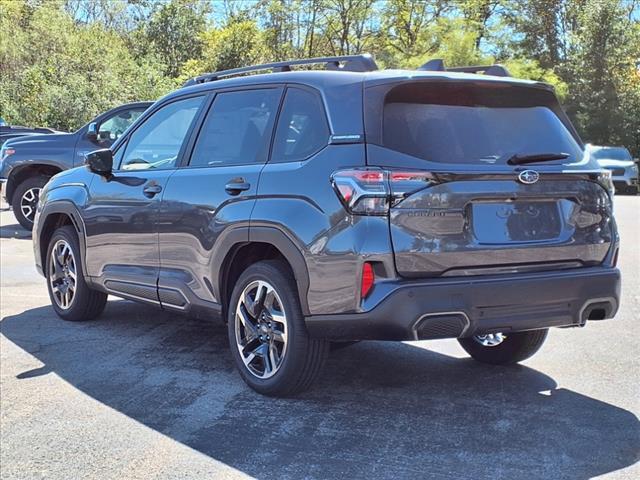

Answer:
[458,0,503,50]
[145,0,209,78]
[1,0,637,156]
[379,0,450,65]
[563,0,639,150]
[0,0,172,131]
[196,18,268,74]
[320,0,377,55]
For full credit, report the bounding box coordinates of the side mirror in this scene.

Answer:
[86,122,99,142]
[86,149,113,177]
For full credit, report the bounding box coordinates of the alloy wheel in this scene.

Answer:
[20,187,41,222]
[49,239,77,310]
[234,280,288,379]
[473,332,506,347]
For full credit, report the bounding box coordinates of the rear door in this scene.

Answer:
[364,80,614,277]
[157,87,283,310]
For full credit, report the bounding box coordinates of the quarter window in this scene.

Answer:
[189,89,281,167]
[120,96,204,171]
[271,88,329,162]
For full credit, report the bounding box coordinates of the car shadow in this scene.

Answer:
[0,223,31,239]
[1,301,638,479]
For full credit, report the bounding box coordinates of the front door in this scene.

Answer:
[82,95,206,302]
[157,87,283,310]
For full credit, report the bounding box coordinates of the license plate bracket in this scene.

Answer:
[471,201,562,244]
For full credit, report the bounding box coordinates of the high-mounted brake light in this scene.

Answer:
[331,167,434,215]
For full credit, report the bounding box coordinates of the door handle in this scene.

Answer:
[143,184,163,198]
[225,179,251,196]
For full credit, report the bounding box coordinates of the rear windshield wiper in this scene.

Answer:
[507,152,570,166]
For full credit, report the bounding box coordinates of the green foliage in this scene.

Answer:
[144,0,209,77]
[200,19,269,72]
[503,58,569,100]
[0,0,172,131]
[0,0,637,156]
[562,0,639,151]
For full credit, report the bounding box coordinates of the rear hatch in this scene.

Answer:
[364,79,614,277]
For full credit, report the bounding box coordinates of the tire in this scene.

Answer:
[12,175,49,230]
[458,329,548,365]
[330,340,360,351]
[45,225,107,321]
[227,260,329,397]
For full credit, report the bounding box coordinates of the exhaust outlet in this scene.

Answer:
[581,300,615,322]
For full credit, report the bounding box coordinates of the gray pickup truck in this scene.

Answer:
[0,102,151,228]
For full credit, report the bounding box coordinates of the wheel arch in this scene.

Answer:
[36,201,88,278]
[6,163,62,204]
[216,227,311,318]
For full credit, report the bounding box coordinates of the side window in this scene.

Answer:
[98,108,146,145]
[271,88,329,162]
[189,89,281,167]
[120,96,204,171]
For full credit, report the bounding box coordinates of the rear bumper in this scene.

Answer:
[613,178,638,192]
[305,267,621,341]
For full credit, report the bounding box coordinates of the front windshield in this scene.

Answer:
[590,147,632,161]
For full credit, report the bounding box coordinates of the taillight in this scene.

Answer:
[331,168,389,215]
[331,167,434,215]
[361,262,375,299]
[388,170,435,205]
[1,147,15,161]
[597,170,615,197]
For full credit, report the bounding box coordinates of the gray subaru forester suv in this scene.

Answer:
[32,55,621,396]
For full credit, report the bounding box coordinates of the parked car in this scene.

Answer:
[587,145,639,195]
[1,124,60,147]
[33,55,620,396]
[0,102,152,228]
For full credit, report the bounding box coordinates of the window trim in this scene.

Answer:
[113,93,208,172]
[267,84,331,164]
[181,85,285,169]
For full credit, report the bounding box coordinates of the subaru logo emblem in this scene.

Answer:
[518,170,540,185]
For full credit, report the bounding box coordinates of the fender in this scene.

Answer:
[212,226,311,315]
[4,161,64,202]
[250,226,311,315]
[35,200,89,280]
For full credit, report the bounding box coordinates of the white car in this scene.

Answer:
[588,145,639,195]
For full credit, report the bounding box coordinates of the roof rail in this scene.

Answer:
[183,54,378,87]
[417,58,511,77]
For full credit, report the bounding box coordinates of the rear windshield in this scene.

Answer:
[381,83,583,165]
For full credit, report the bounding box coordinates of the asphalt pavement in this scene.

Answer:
[1,197,639,480]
